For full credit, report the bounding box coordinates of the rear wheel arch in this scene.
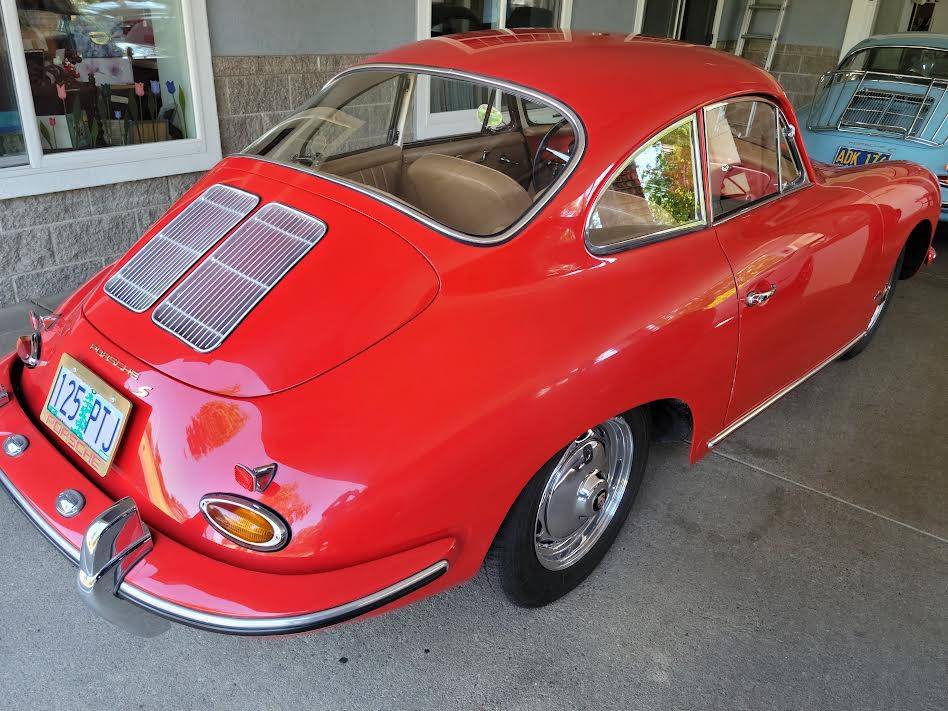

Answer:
[899,220,933,279]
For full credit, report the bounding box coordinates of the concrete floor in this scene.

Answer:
[0,233,945,710]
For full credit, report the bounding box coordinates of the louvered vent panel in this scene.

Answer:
[152,203,327,352]
[104,185,259,312]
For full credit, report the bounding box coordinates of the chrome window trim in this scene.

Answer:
[0,462,449,635]
[583,113,707,255]
[238,63,587,247]
[703,95,811,226]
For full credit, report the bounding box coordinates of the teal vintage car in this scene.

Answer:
[799,33,948,221]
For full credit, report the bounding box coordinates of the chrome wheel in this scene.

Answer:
[534,417,634,571]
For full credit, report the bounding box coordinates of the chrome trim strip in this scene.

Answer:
[0,464,448,635]
[0,464,80,564]
[238,63,587,247]
[122,560,449,636]
[707,331,865,448]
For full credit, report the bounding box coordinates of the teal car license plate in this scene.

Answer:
[833,146,891,166]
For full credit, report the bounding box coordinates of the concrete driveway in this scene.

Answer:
[0,234,944,711]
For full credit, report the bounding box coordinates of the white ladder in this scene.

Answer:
[733,1,790,71]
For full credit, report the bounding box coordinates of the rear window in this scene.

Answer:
[841,46,948,81]
[243,69,582,242]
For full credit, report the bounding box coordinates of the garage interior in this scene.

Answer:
[0,1,945,709]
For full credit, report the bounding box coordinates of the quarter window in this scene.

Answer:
[705,99,780,218]
[586,115,705,251]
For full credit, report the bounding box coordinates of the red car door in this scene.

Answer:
[705,98,885,427]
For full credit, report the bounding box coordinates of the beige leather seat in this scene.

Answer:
[405,154,532,236]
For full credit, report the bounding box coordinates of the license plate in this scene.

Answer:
[833,146,890,166]
[40,354,132,477]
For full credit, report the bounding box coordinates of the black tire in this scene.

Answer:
[485,408,650,607]
[839,246,905,360]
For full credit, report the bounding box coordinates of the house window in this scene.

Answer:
[0,10,27,167]
[0,0,220,199]
[415,1,572,139]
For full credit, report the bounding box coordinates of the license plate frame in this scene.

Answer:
[833,146,891,167]
[40,353,132,477]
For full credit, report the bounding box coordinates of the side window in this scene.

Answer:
[306,76,400,159]
[705,100,779,218]
[522,97,564,126]
[778,114,804,190]
[586,115,705,250]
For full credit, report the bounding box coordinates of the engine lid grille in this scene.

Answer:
[152,203,327,352]
[840,88,935,137]
[104,184,259,312]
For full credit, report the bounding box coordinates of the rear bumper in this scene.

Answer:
[0,355,450,636]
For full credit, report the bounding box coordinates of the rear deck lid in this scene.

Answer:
[83,161,440,397]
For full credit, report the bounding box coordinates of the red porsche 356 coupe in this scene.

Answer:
[0,31,938,636]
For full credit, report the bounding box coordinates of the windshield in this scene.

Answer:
[243,69,581,241]
[840,46,948,80]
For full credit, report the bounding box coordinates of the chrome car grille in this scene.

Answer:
[104,185,259,312]
[152,203,327,352]
[840,88,935,136]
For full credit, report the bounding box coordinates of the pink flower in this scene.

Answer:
[48,116,56,127]
[134,82,145,97]
[56,83,67,101]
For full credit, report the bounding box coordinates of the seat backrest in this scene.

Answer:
[405,154,532,236]
[321,145,403,196]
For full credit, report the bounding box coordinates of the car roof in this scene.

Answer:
[369,29,786,136]
[846,32,948,58]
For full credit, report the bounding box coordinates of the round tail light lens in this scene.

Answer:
[199,495,289,551]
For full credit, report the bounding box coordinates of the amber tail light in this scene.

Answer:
[199,495,289,552]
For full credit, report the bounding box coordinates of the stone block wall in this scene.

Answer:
[0,52,367,307]
[721,39,840,109]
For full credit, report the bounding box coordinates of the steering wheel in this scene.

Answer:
[532,118,573,193]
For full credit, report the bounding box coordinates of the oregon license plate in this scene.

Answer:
[40,354,131,477]
[833,146,891,166]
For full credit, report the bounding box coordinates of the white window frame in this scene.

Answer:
[840,0,882,60]
[0,0,221,199]
[413,0,572,139]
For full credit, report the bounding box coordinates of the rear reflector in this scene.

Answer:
[152,203,327,352]
[104,184,259,312]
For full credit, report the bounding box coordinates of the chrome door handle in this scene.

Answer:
[499,153,517,165]
[746,284,777,307]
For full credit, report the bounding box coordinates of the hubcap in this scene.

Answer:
[534,417,634,571]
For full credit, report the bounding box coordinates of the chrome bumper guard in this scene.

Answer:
[0,465,448,636]
[77,498,169,637]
